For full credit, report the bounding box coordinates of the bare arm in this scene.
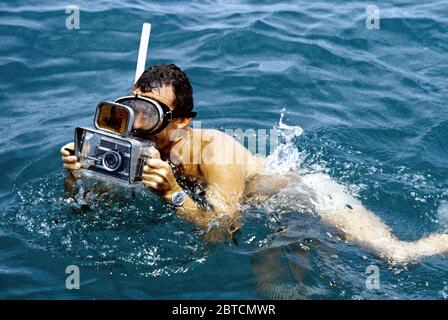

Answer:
[166,168,246,241]
[142,130,263,241]
[143,155,251,242]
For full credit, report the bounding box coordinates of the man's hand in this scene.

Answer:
[142,159,181,202]
[60,142,81,172]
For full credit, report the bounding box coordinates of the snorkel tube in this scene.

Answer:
[135,23,151,84]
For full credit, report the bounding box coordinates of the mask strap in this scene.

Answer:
[170,110,197,119]
[164,110,174,121]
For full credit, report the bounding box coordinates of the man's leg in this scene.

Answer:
[320,203,448,263]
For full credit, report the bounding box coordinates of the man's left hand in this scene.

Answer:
[142,159,181,202]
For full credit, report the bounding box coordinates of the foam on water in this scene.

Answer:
[262,109,303,175]
[4,173,211,278]
[261,110,362,216]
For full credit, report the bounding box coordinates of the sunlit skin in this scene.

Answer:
[61,85,448,262]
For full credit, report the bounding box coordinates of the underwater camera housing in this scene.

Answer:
[74,101,159,184]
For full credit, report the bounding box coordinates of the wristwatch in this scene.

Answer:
[171,189,186,207]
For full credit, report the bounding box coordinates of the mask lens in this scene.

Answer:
[117,98,161,133]
[96,102,130,135]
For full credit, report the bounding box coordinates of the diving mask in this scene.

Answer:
[114,95,196,137]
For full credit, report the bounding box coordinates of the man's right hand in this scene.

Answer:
[60,142,81,172]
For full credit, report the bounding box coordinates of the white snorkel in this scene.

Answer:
[132,23,161,160]
[134,23,152,85]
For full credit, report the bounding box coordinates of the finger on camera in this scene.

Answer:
[63,163,75,170]
[61,148,71,157]
[62,155,77,163]
[143,165,167,177]
[142,173,164,184]
[143,180,158,190]
[146,158,168,169]
[63,162,81,170]
[144,173,166,185]
[60,142,74,156]
[143,164,157,173]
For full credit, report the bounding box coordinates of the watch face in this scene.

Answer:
[172,190,185,206]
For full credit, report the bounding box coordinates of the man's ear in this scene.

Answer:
[130,84,139,94]
[176,117,191,129]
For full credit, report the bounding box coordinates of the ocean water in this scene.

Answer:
[1,0,448,299]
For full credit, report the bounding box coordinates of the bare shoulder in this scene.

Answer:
[200,128,232,143]
[198,128,246,158]
[196,128,265,178]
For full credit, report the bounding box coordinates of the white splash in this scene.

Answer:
[259,109,363,216]
[262,109,304,175]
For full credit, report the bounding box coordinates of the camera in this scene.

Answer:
[73,101,159,184]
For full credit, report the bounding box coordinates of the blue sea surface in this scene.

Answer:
[0,0,447,299]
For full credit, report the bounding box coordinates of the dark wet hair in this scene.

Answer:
[133,64,194,116]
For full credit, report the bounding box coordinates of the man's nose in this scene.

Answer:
[133,114,144,129]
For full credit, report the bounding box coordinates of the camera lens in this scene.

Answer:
[102,150,122,172]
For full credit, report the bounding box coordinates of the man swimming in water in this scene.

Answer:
[61,64,448,263]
